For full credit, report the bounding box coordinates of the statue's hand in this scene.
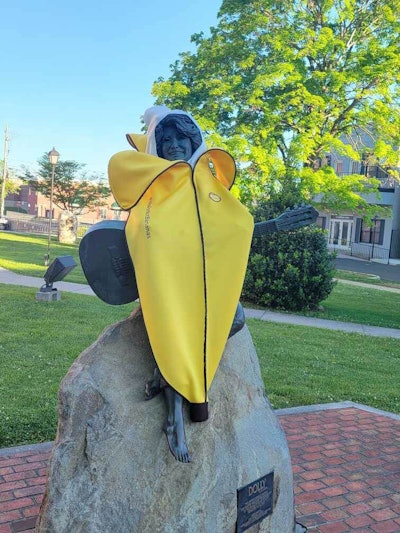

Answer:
[253,204,319,239]
[275,204,319,232]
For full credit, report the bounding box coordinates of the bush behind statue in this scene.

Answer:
[243,204,335,311]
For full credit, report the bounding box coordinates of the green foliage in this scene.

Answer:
[243,197,335,310]
[6,206,27,214]
[152,0,400,210]
[24,153,110,214]
[243,225,335,310]
[0,160,20,196]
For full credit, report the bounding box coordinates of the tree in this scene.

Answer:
[24,154,110,215]
[0,161,20,197]
[153,0,400,216]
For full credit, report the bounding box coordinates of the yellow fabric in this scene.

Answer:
[109,149,253,404]
[126,133,147,152]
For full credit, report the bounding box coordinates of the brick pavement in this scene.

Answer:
[1,404,400,532]
[281,405,400,533]
[0,443,51,533]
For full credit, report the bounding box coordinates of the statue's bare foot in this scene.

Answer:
[163,387,191,463]
[163,421,191,463]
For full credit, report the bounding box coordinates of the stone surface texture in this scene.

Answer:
[58,211,78,244]
[36,309,295,533]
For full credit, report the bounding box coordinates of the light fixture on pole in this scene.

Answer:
[44,147,60,266]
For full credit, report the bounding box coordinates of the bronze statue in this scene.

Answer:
[80,106,318,463]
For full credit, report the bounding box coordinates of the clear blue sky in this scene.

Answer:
[1,0,222,178]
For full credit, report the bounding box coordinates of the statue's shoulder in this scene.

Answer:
[197,148,236,190]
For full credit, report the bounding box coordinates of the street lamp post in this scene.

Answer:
[44,147,60,266]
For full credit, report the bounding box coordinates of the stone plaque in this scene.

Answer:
[236,472,274,533]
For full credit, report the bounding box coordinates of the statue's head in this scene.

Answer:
[155,114,203,162]
[142,106,206,166]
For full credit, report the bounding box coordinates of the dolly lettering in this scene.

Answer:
[248,479,267,496]
[144,198,152,239]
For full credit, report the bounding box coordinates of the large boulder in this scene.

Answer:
[36,309,295,533]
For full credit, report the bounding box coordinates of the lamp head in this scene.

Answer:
[48,147,60,166]
[40,255,77,292]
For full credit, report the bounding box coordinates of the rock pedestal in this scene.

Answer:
[36,310,296,533]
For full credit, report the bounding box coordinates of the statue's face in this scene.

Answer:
[160,125,193,161]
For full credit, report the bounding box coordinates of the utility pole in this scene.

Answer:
[0,125,9,218]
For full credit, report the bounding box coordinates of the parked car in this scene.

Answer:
[0,216,10,230]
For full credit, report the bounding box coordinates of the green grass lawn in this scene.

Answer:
[335,269,400,288]
[249,319,400,414]
[2,231,400,329]
[0,231,85,283]
[1,231,399,448]
[301,282,400,329]
[0,283,399,448]
[0,284,134,447]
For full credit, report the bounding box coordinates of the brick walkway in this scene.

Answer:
[0,443,51,533]
[1,403,400,532]
[282,404,400,533]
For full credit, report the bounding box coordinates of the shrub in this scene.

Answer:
[242,208,336,311]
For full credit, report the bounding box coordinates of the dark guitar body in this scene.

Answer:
[79,220,138,305]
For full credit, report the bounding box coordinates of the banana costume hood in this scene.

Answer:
[109,106,253,419]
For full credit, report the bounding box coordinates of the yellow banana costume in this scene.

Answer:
[108,107,253,419]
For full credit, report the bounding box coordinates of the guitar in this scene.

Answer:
[79,205,318,305]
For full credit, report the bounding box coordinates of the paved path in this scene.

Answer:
[1,266,399,339]
[244,308,400,339]
[0,267,95,296]
[335,256,400,282]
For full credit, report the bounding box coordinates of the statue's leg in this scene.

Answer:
[144,363,190,461]
[144,366,163,400]
[163,386,191,463]
[228,302,245,338]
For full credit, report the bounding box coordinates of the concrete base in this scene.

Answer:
[36,290,61,302]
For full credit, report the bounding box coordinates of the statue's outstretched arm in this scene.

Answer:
[252,205,318,240]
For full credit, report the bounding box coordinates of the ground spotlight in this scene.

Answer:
[36,255,77,301]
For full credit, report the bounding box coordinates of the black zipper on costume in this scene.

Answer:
[190,171,208,403]
[190,150,235,403]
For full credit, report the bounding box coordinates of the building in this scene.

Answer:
[317,133,400,264]
[4,184,127,225]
